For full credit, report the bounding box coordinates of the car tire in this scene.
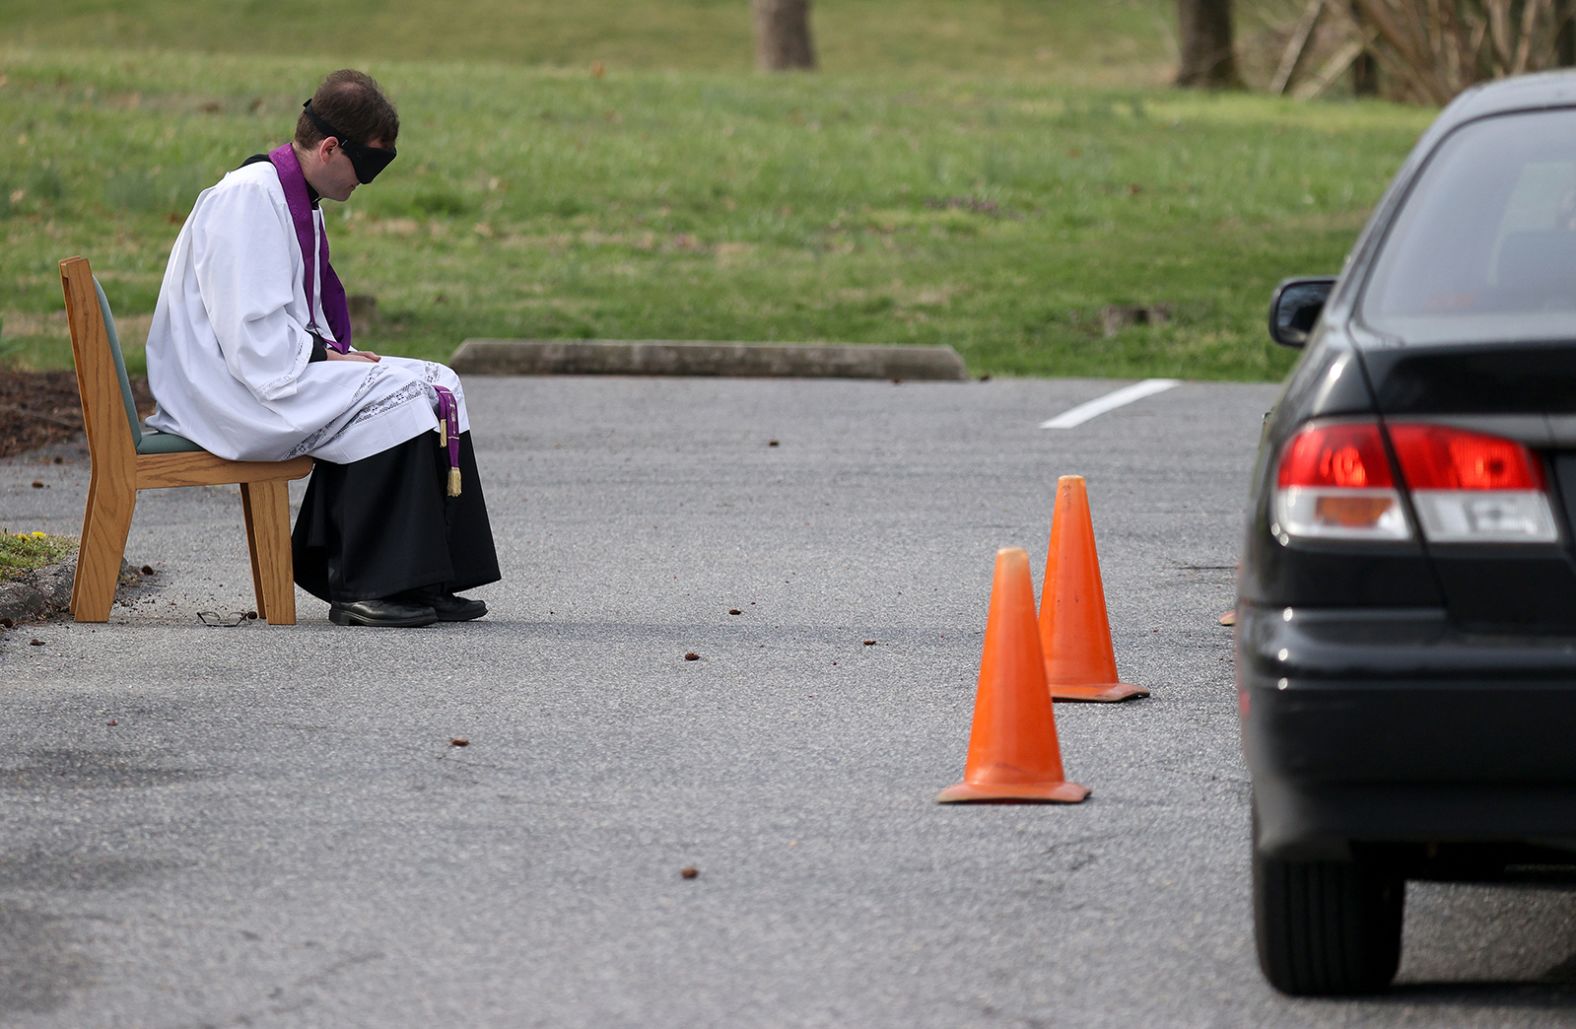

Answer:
[1252,816,1405,996]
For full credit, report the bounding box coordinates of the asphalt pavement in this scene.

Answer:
[1,375,1573,1028]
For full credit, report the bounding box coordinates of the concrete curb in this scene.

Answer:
[0,556,139,629]
[449,339,969,380]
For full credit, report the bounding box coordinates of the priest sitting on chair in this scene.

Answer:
[144,69,500,627]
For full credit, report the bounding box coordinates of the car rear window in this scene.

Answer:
[1362,108,1576,344]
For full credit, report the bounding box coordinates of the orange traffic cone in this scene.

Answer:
[1039,475,1148,703]
[937,547,1089,804]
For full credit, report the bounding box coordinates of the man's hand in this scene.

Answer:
[326,350,381,363]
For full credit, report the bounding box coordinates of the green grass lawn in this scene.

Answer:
[0,2,1433,381]
[0,0,1185,84]
[0,530,72,582]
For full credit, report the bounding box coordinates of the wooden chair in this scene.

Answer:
[59,255,314,624]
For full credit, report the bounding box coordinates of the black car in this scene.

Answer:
[1237,72,1576,996]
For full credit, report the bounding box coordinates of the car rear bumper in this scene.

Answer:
[1236,603,1576,859]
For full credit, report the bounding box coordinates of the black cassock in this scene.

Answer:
[292,429,501,603]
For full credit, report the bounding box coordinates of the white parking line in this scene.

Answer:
[1039,378,1182,430]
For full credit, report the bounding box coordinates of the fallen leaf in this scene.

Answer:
[449,736,470,747]
[680,866,699,879]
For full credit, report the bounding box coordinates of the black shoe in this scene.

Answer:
[400,588,487,622]
[328,597,439,627]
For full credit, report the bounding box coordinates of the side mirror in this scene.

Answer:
[1268,277,1337,348]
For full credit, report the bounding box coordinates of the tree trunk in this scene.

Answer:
[753,0,817,72]
[1175,0,1244,88]
[1351,49,1381,95]
[1559,0,1576,67]
[1350,1,1380,96]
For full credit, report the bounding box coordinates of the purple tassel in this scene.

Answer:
[434,385,461,496]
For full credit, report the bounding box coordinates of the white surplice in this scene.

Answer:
[145,161,468,464]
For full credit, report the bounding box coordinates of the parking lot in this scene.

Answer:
[2,375,1573,1027]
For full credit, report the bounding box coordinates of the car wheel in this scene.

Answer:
[1251,815,1405,996]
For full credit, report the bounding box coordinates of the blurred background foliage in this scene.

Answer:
[0,1,1439,380]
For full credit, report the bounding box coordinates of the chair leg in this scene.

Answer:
[74,476,135,623]
[70,471,101,616]
[241,480,297,625]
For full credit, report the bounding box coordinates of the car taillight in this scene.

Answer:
[1274,423,1411,540]
[1388,424,1557,543]
[1273,422,1558,544]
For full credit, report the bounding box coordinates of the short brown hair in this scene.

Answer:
[295,69,399,148]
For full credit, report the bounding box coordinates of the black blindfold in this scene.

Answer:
[302,99,397,184]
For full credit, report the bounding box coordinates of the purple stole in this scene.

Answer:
[267,144,462,495]
[268,144,352,353]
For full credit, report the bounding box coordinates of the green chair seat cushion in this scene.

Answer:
[136,426,206,455]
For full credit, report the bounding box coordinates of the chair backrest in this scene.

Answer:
[59,256,142,463]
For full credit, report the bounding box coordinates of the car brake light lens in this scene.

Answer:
[1388,424,1557,543]
[1274,423,1410,540]
[1273,422,1559,544]
[1386,425,1542,489]
[1277,423,1395,489]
